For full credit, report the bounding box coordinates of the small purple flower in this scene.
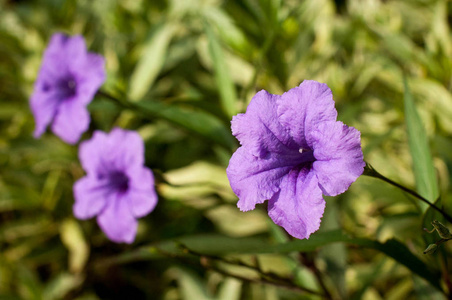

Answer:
[73,128,158,244]
[226,80,365,239]
[30,33,105,144]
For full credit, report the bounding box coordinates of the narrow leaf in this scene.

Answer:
[412,274,445,300]
[202,7,252,55]
[129,23,176,101]
[60,219,89,274]
[350,238,441,291]
[205,23,237,118]
[135,100,235,149]
[42,273,83,300]
[176,268,213,300]
[403,77,439,208]
[106,230,441,292]
[217,278,242,300]
[229,234,442,292]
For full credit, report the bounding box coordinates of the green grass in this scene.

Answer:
[1,0,451,299]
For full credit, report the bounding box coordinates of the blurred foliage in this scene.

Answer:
[1,0,452,299]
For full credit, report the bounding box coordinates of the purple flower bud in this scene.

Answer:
[73,128,158,244]
[30,33,106,144]
[226,80,365,239]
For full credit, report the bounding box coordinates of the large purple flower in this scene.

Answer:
[73,128,158,244]
[30,33,105,144]
[226,80,365,239]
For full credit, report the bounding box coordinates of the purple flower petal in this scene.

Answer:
[227,80,364,239]
[310,121,365,196]
[30,92,59,138]
[227,147,295,211]
[78,131,108,174]
[75,53,106,103]
[78,129,144,175]
[51,101,90,144]
[73,128,158,243]
[107,128,145,169]
[277,80,337,148]
[73,176,108,219]
[59,35,86,65]
[231,90,298,158]
[30,33,105,143]
[46,34,85,63]
[97,194,138,244]
[126,167,158,218]
[267,167,325,239]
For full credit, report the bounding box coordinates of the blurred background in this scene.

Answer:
[1,0,452,299]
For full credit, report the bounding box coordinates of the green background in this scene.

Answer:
[1,0,452,299]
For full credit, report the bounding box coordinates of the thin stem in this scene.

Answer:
[203,260,323,296]
[96,89,161,124]
[363,163,452,223]
[299,253,333,300]
[284,232,333,299]
[179,244,324,296]
[162,246,325,297]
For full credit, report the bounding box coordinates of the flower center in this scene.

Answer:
[298,147,309,154]
[56,77,77,99]
[107,171,129,194]
[297,147,316,164]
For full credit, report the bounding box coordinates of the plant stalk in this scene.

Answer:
[363,163,452,223]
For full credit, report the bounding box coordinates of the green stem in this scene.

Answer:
[178,244,324,297]
[363,162,452,223]
[96,89,160,120]
[299,252,333,300]
[97,90,131,108]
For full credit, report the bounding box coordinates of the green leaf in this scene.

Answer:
[16,264,43,300]
[101,231,347,266]
[160,234,268,256]
[128,22,177,101]
[412,274,445,300]
[42,273,83,300]
[135,100,235,149]
[0,216,53,243]
[403,77,439,208]
[174,268,213,300]
[319,199,347,298]
[106,231,441,292]
[261,230,350,253]
[349,259,386,300]
[202,6,252,56]
[258,0,281,28]
[204,23,237,118]
[349,238,441,292]
[96,235,267,268]
[0,186,41,212]
[260,233,442,292]
[0,295,22,300]
[217,278,242,300]
[60,219,89,274]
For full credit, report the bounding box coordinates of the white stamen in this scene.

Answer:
[299,148,304,154]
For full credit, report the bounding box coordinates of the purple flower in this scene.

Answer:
[30,33,105,144]
[73,128,158,243]
[226,80,365,239]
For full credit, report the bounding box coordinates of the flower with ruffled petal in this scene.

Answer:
[226,80,365,239]
[73,128,158,243]
[30,33,105,144]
